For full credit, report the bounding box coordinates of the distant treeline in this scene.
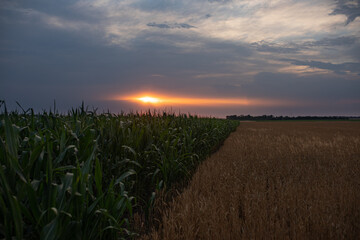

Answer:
[226,115,360,121]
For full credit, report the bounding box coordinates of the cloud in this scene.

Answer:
[193,73,234,79]
[330,0,360,25]
[248,71,360,101]
[208,0,232,3]
[147,22,195,29]
[287,59,360,75]
[304,36,358,47]
[3,0,353,49]
[1,5,90,31]
[66,0,350,47]
[251,41,300,54]
[129,0,186,12]
[251,36,358,57]
[190,0,349,44]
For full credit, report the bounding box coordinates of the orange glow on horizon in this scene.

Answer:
[137,96,161,103]
[113,93,295,107]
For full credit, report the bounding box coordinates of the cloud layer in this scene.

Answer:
[1,0,359,116]
[331,0,360,25]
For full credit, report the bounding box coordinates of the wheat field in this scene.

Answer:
[144,121,360,239]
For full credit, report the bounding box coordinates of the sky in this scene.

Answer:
[1,0,360,117]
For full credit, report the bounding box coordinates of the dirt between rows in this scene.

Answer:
[142,121,360,239]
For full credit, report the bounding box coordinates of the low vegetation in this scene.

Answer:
[0,102,238,239]
[145,121,360,239]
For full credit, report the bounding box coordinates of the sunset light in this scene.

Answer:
[137,96,161,104]
[115,94,295,107]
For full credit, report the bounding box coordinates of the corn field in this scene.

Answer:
[0,102,238,239]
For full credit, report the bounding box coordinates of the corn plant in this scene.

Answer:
[0,103,238,239]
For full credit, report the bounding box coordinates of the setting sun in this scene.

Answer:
[137,96,161,104]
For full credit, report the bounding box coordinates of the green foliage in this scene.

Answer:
[0,104,238,239]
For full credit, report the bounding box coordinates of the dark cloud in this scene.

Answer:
[305,36,358,47]
[147,22,195,29]
[130,1,183,12]
[252,36,358,54]
[197,71,360,116]
[347,41,360,60]
[251,42,300,54]
[208,0,232,3]
[0,0,99,23]
[248,72,360,101]
[330,0,360,25]
[287,59,360,75]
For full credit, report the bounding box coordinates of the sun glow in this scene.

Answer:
[114,93,295,107]
[137,96,161,103]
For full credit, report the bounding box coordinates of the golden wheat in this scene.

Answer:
[144,121,360,239]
